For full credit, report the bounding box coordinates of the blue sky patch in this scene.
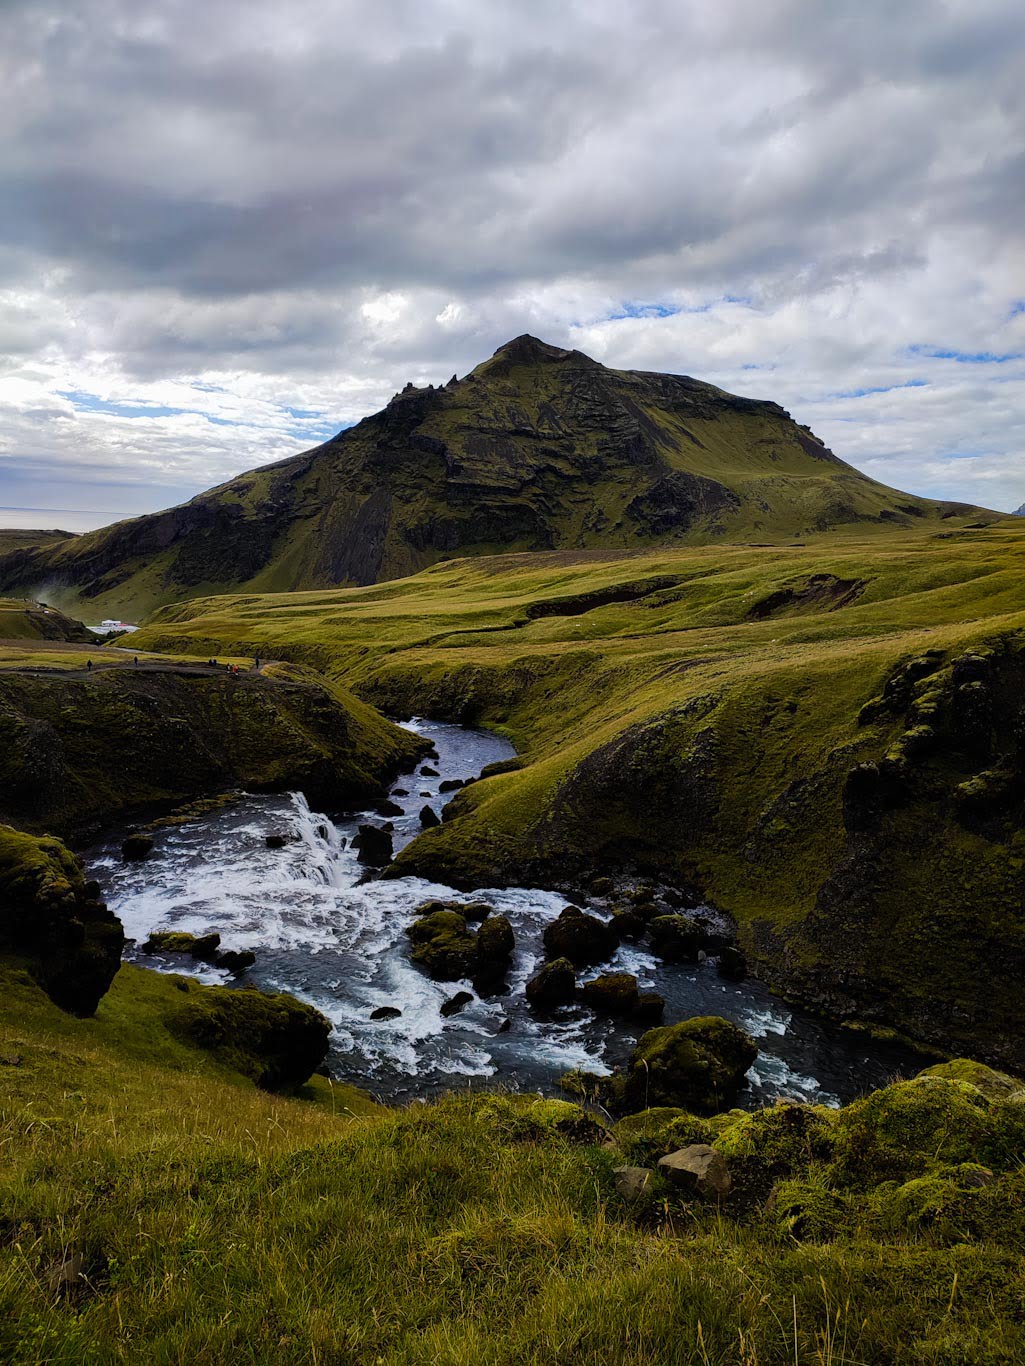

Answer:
[908,345,1023,364]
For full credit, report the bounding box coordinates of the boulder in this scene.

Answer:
[610,908,646,941]
[525,957,577,1008]
[420,765,440,777]
[370,1006,402,1021]
[543,905,617,967]
[391,788,409,797]
[473,914,514,992]
[0,825,124,1016]
[143,930,221,961]
[634,991,666,1022]
[265,833,289,849]
[461,902,493,923]
[648,914,705,961]
[658,1144,731,1197]
[407,910,477,980]
[439,778,465,792]
[121,833,154,862]
[419,805,440,828]
[216,949,256,974]
[440,990,474,1018]
[169,982,331,1090]
[717,946,748,980]
[375,799,404,817]
[476,914,514,963]
[589,876,614,897]
[623,1017,757,1113]
[355,824,393,866]
[580,972,640,1016]
[613,1166,656,1201]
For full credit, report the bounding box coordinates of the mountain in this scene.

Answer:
[0,335,992,616]
[1014,504,1025,516]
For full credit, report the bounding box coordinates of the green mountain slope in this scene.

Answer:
[0,336,993,618]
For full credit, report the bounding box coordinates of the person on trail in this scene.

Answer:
[133,656,139,668]
[86,659,93,671]
[254,657,260,670]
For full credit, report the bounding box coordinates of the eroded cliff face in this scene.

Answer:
[0,660,427,838]
[0,336,971,617]
[0,825,123,1014]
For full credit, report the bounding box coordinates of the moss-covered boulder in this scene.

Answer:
[828,1076,1000,1188]
[580,972,640,1016]
[917,1059,1025,1102]
[0,824,123,1015]
[143,930,221,961]
[542,906,617,967]
[622,1017,757,1114]
[168,982,330,1091]
[525,956,576,1008]
[648,914,705,961]
[407,910,478,979]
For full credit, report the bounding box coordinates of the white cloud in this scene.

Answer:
[0,0,1023,526]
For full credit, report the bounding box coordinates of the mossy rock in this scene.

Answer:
[580,972,640,1016]
[918,1059,1025,1102]
[771,1178,852,1242]
[648,914,705,962]
[711,1101,837,1203]
[406,910,477,980]
[828,1077,999,1188]
[542,906,617,967]
[611,1107,714,1165]
[621,1017,758,1114]
[143,930,221,961]
[0,824,123,1015]
[168,983,330,1091]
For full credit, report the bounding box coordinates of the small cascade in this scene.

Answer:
[289,792,351,889]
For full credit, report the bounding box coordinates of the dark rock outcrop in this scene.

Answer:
[621,1017,757,1113]
[0,825,124,1015]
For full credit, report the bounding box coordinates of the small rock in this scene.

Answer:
[315,824,330,840]
[189,933,222,962]
[657,1144,731,1197]
[47,1253,87,1295]
[420,765,440,777]
[265,833,289,849]
[0,1053,23,1067]
[589,876,614,897]
[370,1006,402,1021]
[497,1017,512,1033]
[440,990,474,1018]
[420,805,441,828]
[614,1165,655,1201]
[420,790,432,797]
[439,778,465,792]
[391,788,409,797]
[121,833,154,862]
[526,956,577,1008]
[697,949,707,963]
[375,799,404,817]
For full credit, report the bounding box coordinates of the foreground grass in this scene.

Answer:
[3,962,1025,1363]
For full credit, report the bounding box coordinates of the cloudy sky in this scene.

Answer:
[2,0,1024,530]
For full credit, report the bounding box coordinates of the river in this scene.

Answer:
[86,718,923,1107]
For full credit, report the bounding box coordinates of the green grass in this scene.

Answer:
[3,961,1025,1363]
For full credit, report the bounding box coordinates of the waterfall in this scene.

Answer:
[289,792,350,889]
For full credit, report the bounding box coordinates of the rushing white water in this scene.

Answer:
[87,717,921,1105]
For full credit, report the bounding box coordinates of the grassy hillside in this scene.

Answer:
[3,959,1025,1363]
[132,519,1025,1064]
[0,337,994,619]
[0,598,95,643]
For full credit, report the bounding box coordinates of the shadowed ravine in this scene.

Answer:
[87,718,921,1106]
